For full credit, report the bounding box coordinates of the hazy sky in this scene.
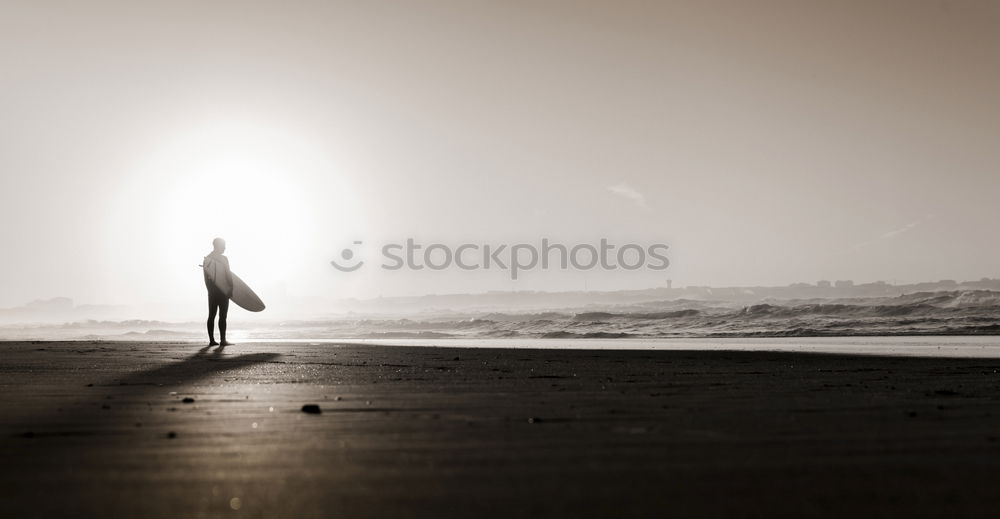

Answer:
[1,1,998,311]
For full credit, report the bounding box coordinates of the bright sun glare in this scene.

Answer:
[164,126,312,288]
[112,120,354,307]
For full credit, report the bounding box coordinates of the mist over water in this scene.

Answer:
[5,290,999,343]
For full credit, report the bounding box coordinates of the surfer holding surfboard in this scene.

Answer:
[203,238,234,346]
[200,238,266,347]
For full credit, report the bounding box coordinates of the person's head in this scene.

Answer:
[212,237,226,254]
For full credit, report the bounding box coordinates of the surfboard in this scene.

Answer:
[202,257,266,312]
[229,272,266,312]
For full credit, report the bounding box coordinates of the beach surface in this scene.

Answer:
[3,340,1000,518]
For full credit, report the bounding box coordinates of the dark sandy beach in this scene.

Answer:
[3,341,1000,518]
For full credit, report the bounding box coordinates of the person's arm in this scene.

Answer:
[202,256,214,289]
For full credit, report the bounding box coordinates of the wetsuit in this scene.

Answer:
[203,253,233,344]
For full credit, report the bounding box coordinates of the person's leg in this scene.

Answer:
[207,295,219,345]
[219,297,230,344]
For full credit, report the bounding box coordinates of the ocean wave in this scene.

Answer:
[5,290,999,341]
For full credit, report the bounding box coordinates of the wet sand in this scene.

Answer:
[3,341,1000,518]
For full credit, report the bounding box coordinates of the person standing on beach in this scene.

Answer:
[203,237,233,346]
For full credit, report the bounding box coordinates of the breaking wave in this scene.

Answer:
[4,290,999,341]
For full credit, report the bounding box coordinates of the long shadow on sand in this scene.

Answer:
[106,345,280,387]
[12,346,280,437]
